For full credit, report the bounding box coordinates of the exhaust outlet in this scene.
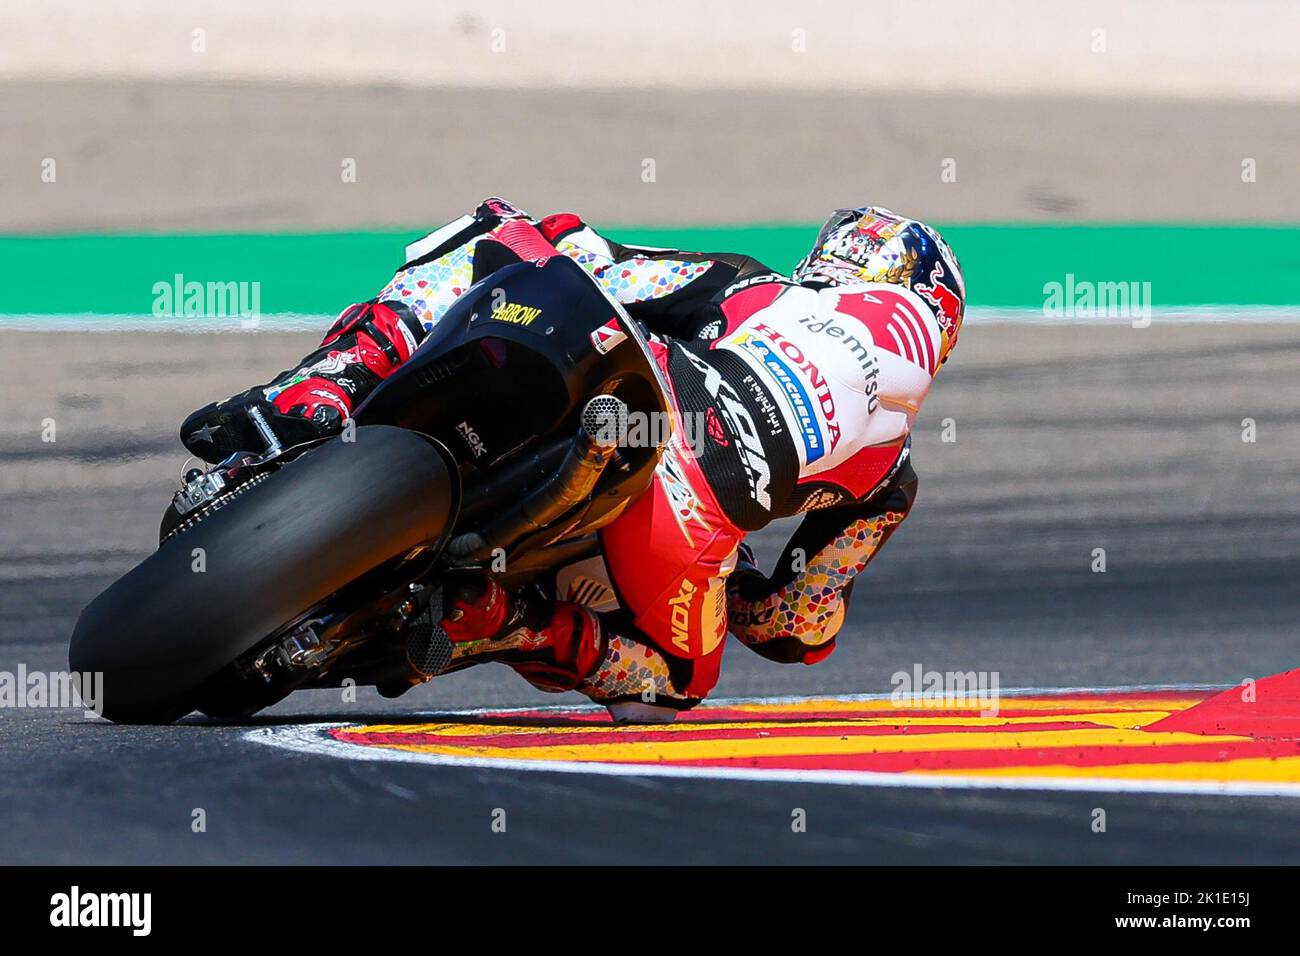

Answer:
[447,396,628,563]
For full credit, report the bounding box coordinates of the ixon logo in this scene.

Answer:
[667,578,697,654]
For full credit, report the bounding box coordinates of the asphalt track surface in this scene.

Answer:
[2,322,1299,863]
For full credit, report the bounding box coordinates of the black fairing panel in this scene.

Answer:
[353,256,669,524]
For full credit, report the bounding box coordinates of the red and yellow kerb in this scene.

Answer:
[327,671,1300,791]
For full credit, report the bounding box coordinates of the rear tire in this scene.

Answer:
[69,426,456,723]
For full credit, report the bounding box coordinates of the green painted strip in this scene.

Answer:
[1,224,1297,316]
[0,231,406,317]
[610,223,1300,308]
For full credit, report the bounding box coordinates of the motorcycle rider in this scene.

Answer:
[181,198,965,722]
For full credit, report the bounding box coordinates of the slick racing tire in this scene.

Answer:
[68,426,455,724]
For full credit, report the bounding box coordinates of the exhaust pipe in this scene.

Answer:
[447,396,627,564]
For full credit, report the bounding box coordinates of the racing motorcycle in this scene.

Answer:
[69,255,671,723]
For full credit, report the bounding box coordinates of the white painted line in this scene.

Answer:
[245,722,1300,798]
[0,313,334,331]
[962,305,1300,324]
[3,307,1300,331]
[388,682,1234,719]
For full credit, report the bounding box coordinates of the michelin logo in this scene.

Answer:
[734,333,825,463]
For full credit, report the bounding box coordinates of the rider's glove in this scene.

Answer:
[440,572,513,643]
[727,541,772,603]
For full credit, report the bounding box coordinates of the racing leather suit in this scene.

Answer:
[367,199,929,717]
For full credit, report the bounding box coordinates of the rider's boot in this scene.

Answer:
[441,573,605,692]
[180,300,426,463]
[441,573,699,723]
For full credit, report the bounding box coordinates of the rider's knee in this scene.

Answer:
[604,700,688,724]
[742,634,838,666]
[733,597,843,665]
[503,614,721,720]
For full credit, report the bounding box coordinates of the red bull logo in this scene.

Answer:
[913,261,963,335]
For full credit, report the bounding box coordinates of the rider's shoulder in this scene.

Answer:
[718,271,805,310]
[720,271,797,296]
